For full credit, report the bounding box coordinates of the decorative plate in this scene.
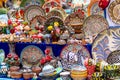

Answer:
[64,11,85,33]
[108,0,120,24]
[60,44,90,70]
[44,16,64,30]
[0,49,5,64]
[20,45,44,67]
[20,0,45,7]
[107,50,120,64]
[24,5,45,22]
[87,0,104,16]
[46,7,66,20]
[82,15,109,38]
[30,15,46,29]
[92,28,120,62]
[42,0,61,13]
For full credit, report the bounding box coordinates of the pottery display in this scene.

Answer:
[10,72,22,79]
[32,66,42,75]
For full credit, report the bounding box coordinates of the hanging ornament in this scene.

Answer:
[99,0,110,10]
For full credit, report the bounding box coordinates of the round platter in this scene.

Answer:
[0,49,5,64]
[87,0,104,16]
[108,0,120,24]
[82,15,109,38]
[60,44,90,70]
[30,15,46,29]
[20,45,44,67]
[24,5,45,22]
[64,11,85,33]
[92,28,120,62]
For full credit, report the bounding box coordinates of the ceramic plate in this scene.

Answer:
[30,15,46,29]
[60,44,90,70]
[46,7,66,20]
[87,0,104,16]
[108,0,120,24]
[24,5,45,22]
[20,45,44,67]
[64,12,85,33]
[20,0,45,7]
[92,28,120,62]
[82,15,109,38]
[0,49,5,64]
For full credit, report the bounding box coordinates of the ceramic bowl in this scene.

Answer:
[32,66,42,75]
[10,71,22,79]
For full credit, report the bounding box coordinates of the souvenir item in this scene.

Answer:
[24,5,45,22]
[64,11,85,33]
[39,64,63,80]
[42,0,61,13]
[60,43,90,70]
[92,28,120,62]
[104,65,119,79]
[0,14,8,27]
[71,66,87,80]
[46,7,66,20]
[87,0,104,16]
[20,45,44,67]
[23,72,31,80]
[107,50,120,64]
[30,15,46,29]
[82,15,109,38]
[32,66,42,75]
[92,72,104,80]
[0,49,5,64]
[108,0,120,24]
[10,72,22,79]
[20,0,45,8]
[0,63,8,74]
[59,71,71,80]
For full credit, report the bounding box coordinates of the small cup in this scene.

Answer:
[60,71,70,80]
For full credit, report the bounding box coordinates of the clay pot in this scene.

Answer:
[9,66,20,72]
[23,72,31,80]
[32,66,42,75]
[10,72,22,79]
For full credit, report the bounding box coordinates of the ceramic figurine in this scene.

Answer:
[32,73,38,80]
[0,62,8,74]
[7,71,11,77]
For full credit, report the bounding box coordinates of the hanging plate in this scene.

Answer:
[82,15,109,38]
[24,5,45,22]
[60,44,90,70]
[108,0,120,24]
[0,49,5,64]
[64,11,85,34]
[20,45,44,67]
[92,28,120,62]
[87,0,104,16]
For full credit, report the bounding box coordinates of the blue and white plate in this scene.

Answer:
[92,28,120,62]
